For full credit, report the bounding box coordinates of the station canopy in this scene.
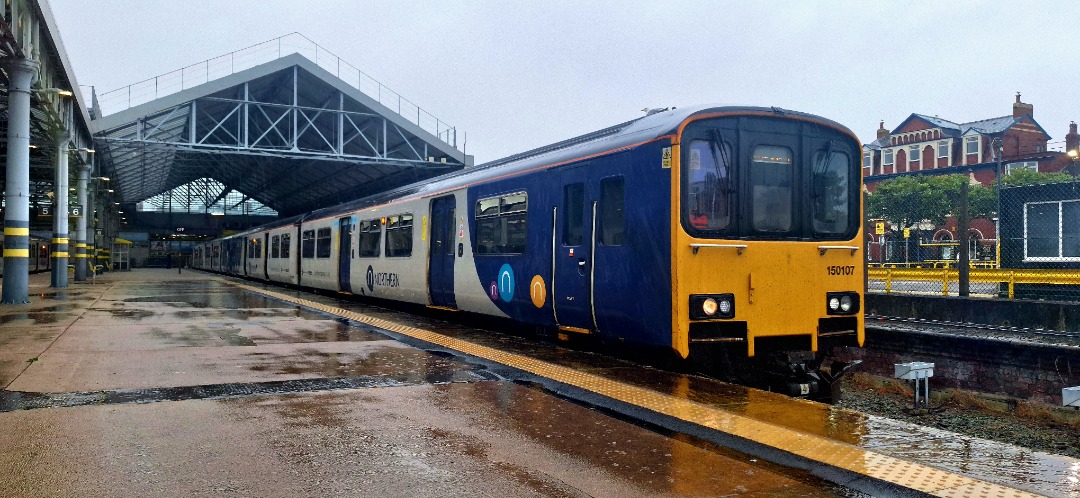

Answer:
[91,40,471,219]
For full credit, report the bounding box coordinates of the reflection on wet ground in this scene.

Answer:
[244,346,473,378]
[0,369,486,412]
[425,382,848,497]
[0,312,81,326]
[123,292,278,309]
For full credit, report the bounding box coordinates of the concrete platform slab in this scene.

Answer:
[0,383,839,498]
[8,340,468,392]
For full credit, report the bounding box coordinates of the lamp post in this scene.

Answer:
[993,137,1003,269]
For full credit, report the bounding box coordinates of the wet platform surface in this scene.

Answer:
[1,269,1077,497]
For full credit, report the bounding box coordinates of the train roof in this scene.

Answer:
[221,105,856,237]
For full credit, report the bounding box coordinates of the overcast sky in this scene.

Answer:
[49,0,1080,163]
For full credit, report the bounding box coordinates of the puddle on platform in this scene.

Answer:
[102,309,155,321]
[123,293,278,309]
[0,312,77,326]
[245,346,470,378]
[424,382,843,497]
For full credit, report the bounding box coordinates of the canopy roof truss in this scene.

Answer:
[92,55,470,217]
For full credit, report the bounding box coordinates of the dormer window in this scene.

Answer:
[938,141,950,158]
[965,137,979,155]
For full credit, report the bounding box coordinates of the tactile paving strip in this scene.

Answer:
[228,280,1042,498]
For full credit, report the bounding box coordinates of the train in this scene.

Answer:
[193,105,866,399]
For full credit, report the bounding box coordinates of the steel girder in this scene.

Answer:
[92,62,467,217]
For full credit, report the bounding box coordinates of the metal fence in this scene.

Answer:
[866,173,1080,301]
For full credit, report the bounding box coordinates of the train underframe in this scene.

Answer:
[690,331,862,403]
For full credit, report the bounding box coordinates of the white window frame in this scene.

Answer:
[863,152,872,173]
[937,141,949,158]
[1024,199,1080,262]
[883,149,894,166]
[908,145,921,162]
[965,136,979,155]
[1005,161,1038,175]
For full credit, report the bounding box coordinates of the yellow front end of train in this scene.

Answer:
[668,111,864,390]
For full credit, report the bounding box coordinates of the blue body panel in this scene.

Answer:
[467,139,672,347]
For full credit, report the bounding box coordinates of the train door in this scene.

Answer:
[553,175,595,333]
[338,216,353,292]
[428,195,457,308]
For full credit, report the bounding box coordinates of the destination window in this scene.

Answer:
[750,145,793,233]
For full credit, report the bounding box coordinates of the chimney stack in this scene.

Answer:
[876,120,889,140]
[1013,92,1034,119]
[1067,121,1080,154]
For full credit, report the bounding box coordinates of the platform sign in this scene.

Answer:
[903,228,911,238]
[875,222,884,235]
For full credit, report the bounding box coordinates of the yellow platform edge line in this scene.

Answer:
[225,280,1041,498]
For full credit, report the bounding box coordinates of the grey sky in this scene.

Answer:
[50,0,1080,163]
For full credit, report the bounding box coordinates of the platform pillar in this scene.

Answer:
[1,58,40,305]
[51,131,71,288]
[74,160,91,281]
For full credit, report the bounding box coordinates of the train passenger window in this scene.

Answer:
[750,145,793,232]
[247,238,261,258]
[271,235,280,259]
[475,192,527,255]
[563,183,584,246]
[359,219,381,258]
[685,139,732,231]
[301,230,315,258]
[316,228,332,258]
[811,148,852,235]
[599,177,624,246]
[280,233,291,258]
[385,214,413,258]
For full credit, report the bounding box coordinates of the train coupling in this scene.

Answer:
[809,358,862,403]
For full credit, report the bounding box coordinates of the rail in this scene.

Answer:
[868,267,1080,299]
[93,32,459,147]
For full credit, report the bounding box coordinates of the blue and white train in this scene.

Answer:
[193,105,866,398]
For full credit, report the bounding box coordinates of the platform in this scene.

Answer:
[1,269,1077,497]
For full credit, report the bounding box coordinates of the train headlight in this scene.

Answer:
[826,292,860,315]
[702,298,718,316]
[690,294,735,320]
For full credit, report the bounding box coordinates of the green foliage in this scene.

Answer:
[867,174,995,227]
[1000,169,1074,187]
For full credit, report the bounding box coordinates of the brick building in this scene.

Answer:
[863,93,1076,190]
[863,94,1079,265]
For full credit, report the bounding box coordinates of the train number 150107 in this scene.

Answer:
[827,265,856,276]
